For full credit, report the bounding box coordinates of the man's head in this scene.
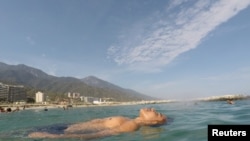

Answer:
[138,108,167,126]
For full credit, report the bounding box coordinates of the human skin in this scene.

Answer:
[28,108,167,139]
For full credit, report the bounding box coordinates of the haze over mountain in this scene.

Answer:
[0,62,156,101]
[81,76,155,100]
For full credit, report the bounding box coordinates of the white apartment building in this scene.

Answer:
[35,91,45,103]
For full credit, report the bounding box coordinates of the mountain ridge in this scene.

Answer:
[0,62,156,101]
[81,76,156,100]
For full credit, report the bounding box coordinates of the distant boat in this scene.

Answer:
[44,107,48,111]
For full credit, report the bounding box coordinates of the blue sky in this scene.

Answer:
[1,0,250,100]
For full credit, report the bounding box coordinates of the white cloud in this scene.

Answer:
[167,0,189,10]
[108,0,250,72]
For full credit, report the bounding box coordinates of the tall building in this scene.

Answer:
[35,91,45,103]
[0,82,27,102]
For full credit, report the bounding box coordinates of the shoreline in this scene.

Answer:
[1,94,250,111]
[0,100,175,111]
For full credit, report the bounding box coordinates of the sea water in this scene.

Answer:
[0,99,250,141]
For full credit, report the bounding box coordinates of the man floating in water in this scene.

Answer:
[28,108,167,139]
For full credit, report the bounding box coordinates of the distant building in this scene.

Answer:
[93,98,110,104]
[68,92,80,98]
[80,96,95,103]
[0,82,27,102]
[80,96,114,104]
[35,91,45,103]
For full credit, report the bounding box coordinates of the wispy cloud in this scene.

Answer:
[108,0,250,72]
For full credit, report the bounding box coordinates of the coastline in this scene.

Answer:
[1,94,249,111]
[0,99,175,111]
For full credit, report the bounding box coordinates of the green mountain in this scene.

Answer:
[0,62,156,101]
